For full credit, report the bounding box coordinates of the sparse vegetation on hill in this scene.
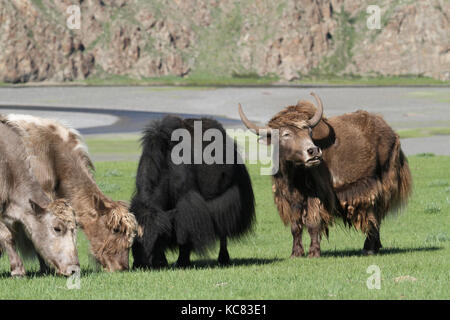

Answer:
[0,0,449,85]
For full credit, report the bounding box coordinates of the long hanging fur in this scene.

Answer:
[269,102,412,235]
[131,115,255,267]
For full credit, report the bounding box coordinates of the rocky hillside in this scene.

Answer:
[0,0,448,83]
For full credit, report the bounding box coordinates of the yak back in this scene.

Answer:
[322,110,412,228]
[132,115,255,253]
[0,122,49,210]
[0,114,94,198]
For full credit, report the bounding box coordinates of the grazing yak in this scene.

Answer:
[238,92,412,257]
[131,115,255,268]
[0,115,141,271]
[0,122,79,277]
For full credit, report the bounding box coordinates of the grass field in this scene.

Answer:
[75,74,450,87]
[2,74,449,87]
[0,155,449,299]
[397,127,450,139]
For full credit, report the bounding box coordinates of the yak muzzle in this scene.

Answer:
[305,147,322,167]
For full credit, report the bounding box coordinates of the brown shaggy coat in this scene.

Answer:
[0,114,141,271]
[269,100,412,256]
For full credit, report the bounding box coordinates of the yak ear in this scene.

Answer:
[117,200,130,209]
[311,119,330,141]
[29,191,50,215]
[29,198,47,215]
[92,194,108,213]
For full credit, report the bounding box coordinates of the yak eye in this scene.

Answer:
[113,228,120,234]
[54,227,62,233]
[282,131,291,137]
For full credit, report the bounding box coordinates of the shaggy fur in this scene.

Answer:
[0,122,78,276]
[0,114,141,271]
[267,99,412,256]
[131,115,255,268]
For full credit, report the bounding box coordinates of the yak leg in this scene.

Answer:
[363,222,382,255]
[218,237,230,265]
[132,241,149,269]
[0,223,25,277]
[151,247,168,269]
[149,238,168,269]
[176,243,192,268]
[132,239,168,269]
[307,225,321,258]
[290,221,305,258]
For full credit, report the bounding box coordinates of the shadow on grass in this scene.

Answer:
[132,257,282,272]
[0,268,99,279]
[190,257,282,269]
[0,258,282,277]
[2,247,440,277]
[321,246,442,258]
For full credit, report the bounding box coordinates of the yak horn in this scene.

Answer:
[238,103,272,136]
[307,92,323,128]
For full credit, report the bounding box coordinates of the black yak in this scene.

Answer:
[239,92,412,257]
[131,115,255,268]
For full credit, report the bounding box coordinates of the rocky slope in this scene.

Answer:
[0,0,448,83]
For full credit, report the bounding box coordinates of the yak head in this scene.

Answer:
[77,197,142,272]
[239,92,324,168]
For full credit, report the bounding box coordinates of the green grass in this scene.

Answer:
[85,135,141,156]
[292,75,449,86]
[0,156,449,299]
[3,74,448,87]
[397,127,450,139]
[70,74,450,87]
[77,73,280,87]
[408,91,450,103]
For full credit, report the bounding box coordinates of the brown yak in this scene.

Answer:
[238,92,412,257]
[0,114,141,271]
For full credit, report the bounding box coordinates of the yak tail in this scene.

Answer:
[206,163,255,239]
[383,135,413,214]
[174,191,217,253]
[397,149,413,206]
[173,164,255,253]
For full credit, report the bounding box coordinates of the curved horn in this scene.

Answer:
[238,103,272,136]
[307,92,323,128]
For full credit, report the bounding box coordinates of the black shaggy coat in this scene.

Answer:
[131,115,255,268]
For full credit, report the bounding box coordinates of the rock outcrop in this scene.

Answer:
[0,0,448,83]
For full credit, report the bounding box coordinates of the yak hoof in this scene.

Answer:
[362,249,379,256]
[307,249,321,258]
[218,251,230,265]
[132,262,149,270]
[151,260,169,270]
[290,251,305,258]
[174,260,191,269]
[11,267,26,277]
